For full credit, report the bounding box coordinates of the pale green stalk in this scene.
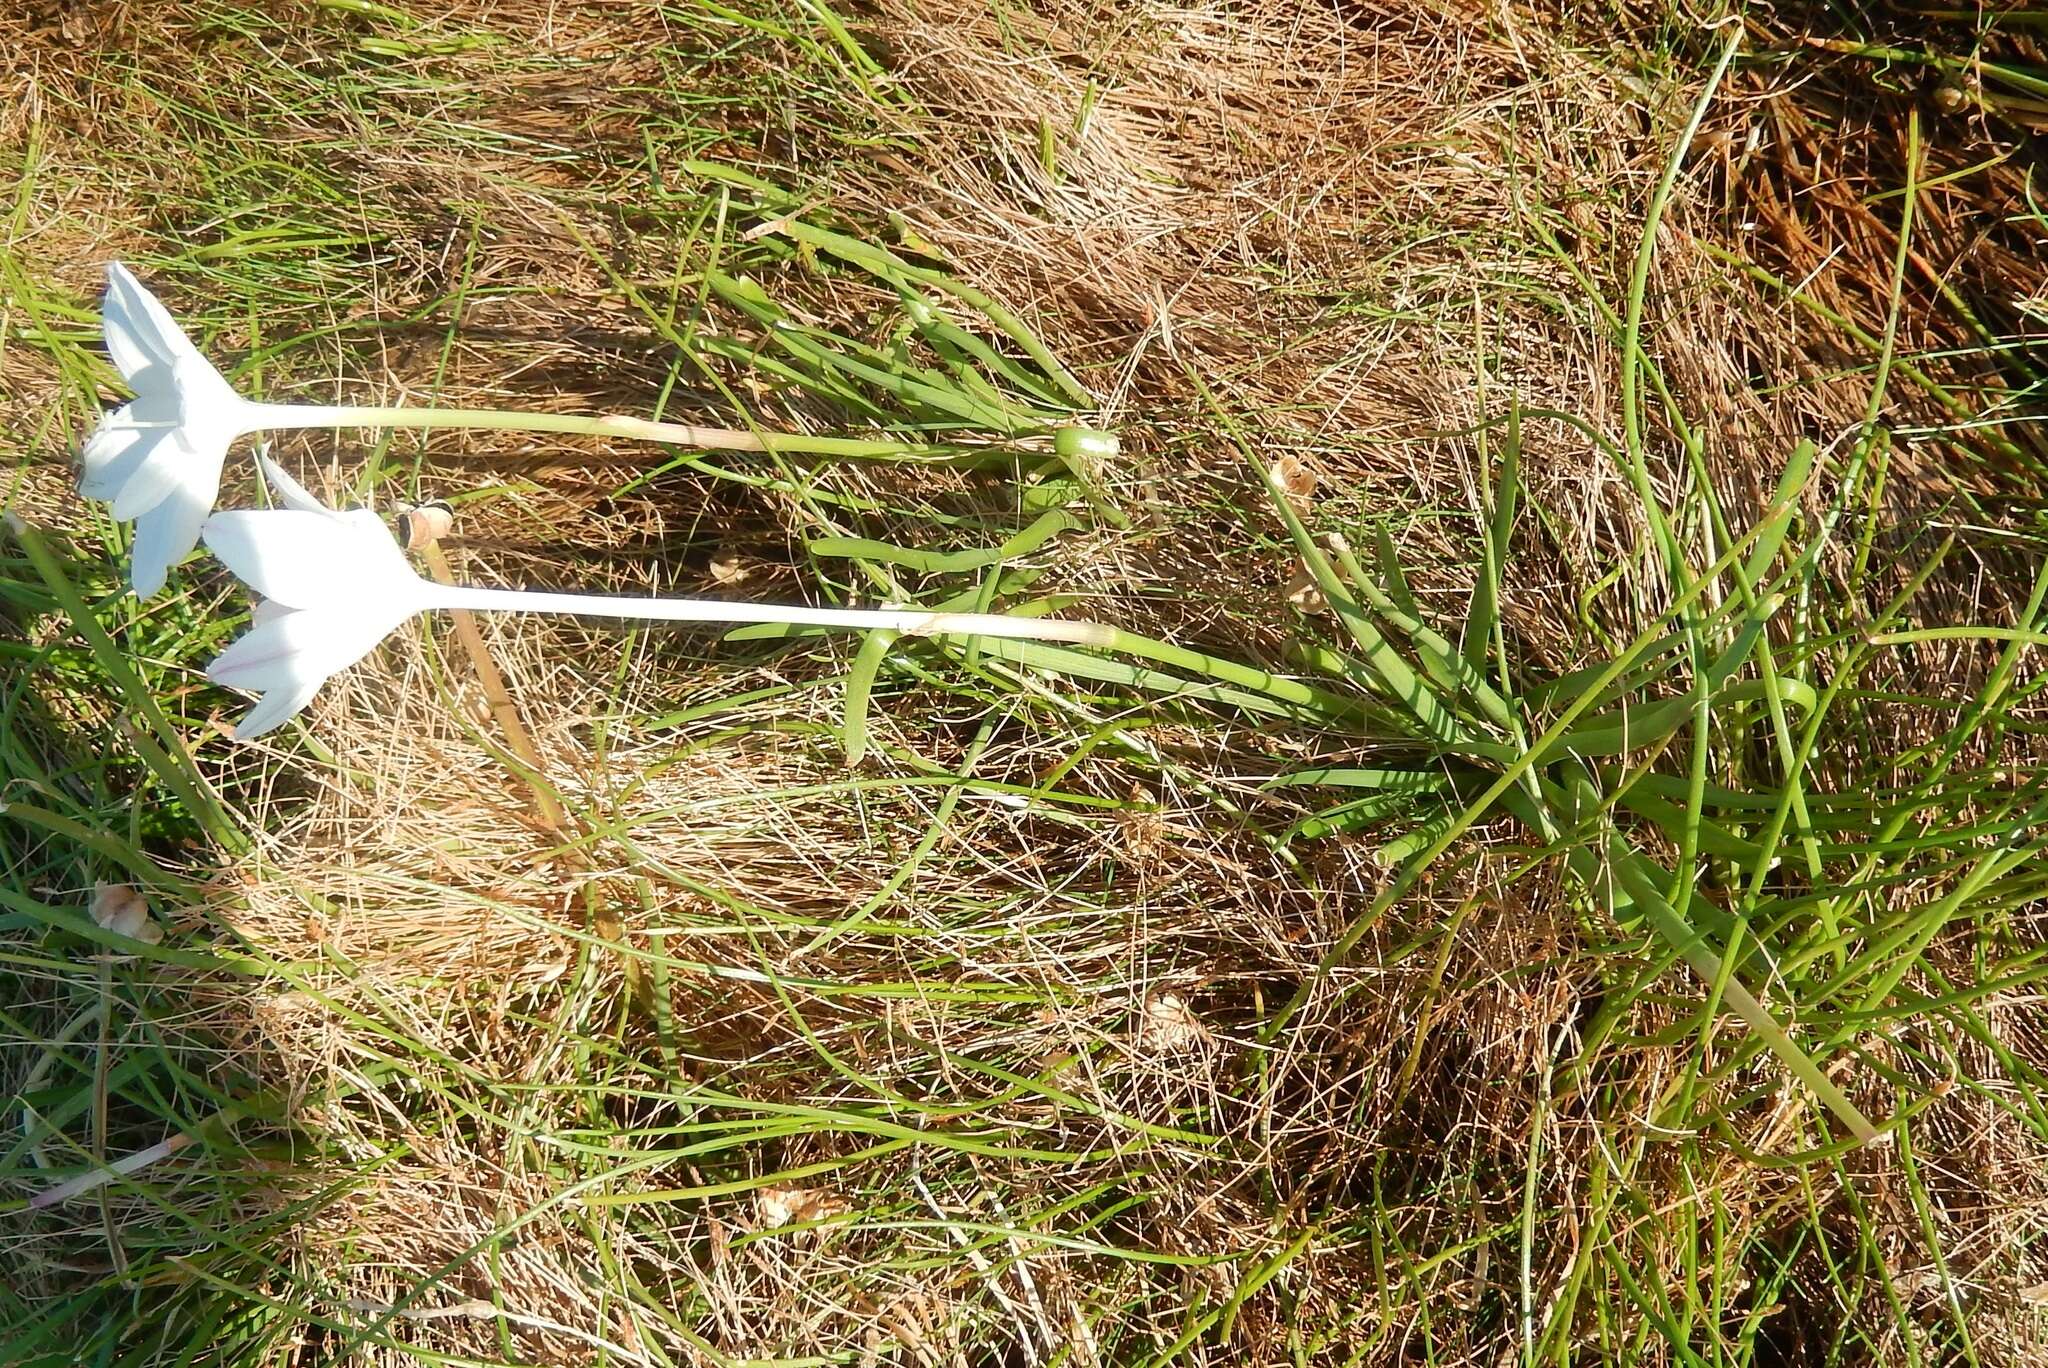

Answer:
[245,401,1117,461]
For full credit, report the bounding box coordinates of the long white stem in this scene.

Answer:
[424,582,1114,646]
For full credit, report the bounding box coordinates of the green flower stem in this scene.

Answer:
[249,402,1116,461]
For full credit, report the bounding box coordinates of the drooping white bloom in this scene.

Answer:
[203,454,1112,742]
[201,456,426,740]
[80,263,262,597]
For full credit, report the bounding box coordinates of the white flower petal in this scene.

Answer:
[251,596,294,626]
[233,681,325,741]
[207,599,411,694]
[78,395,181,496]
[103,311,159,383]
[205,613,302,690]
[108,428,230,528]
[128,478,213,599]
[254,450,332,515]
[104,263,200,376]
[78,422,151,499]
[202,511,342,609]
[170,350,247,424]
[202,508,417,610]
[103,287,174,383]
[105,446,190,521]
[208,594,414,741]
[87,266,253,574]
[80,412,143,465]
[299,601,418,680]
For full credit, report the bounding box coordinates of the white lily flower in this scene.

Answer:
[203,454,1113,741]
[81,263,266,598]
[200,456,424,739]
[80,263,1117,600]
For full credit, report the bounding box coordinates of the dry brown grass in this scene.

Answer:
[857,0,2047,631]
[7,0,2048,1363]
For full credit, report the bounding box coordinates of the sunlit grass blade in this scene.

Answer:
[840,627,892,766]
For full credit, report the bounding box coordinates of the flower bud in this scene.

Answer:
[394,501,454,550]
[1054,426,1118,461]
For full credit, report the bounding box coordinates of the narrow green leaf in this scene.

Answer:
[6,516,244,854]
[809,508,1086,575]
[1740,438,1816,588]
[841,629,893,766]
[1371,523,1422,623]
[1466,403,1522,676]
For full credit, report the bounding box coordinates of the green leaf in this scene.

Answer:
[809,508,1087,575]
[842,629,894,766]
[1466,403,1521,675]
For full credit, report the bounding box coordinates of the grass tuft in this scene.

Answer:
[5,0,2048,1363]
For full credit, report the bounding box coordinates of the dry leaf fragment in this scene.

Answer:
[708,553,749,586]
[1118,781,1166,860]
[90,882,162,945]
[1283,566,1328,614]
[1138,991,1212,1054]
[755,1184,849,1229]
[879,1294,946,1368]
[29,1130,194,1209]
[707,1216,731,1266]
[1268,453,1317,515]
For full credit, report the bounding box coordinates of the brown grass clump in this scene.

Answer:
[6,0,2048,1363]
[855,0,2047,635]
[849,1,1584,638]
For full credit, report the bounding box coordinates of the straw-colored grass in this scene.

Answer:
[5,1,2048,1364]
